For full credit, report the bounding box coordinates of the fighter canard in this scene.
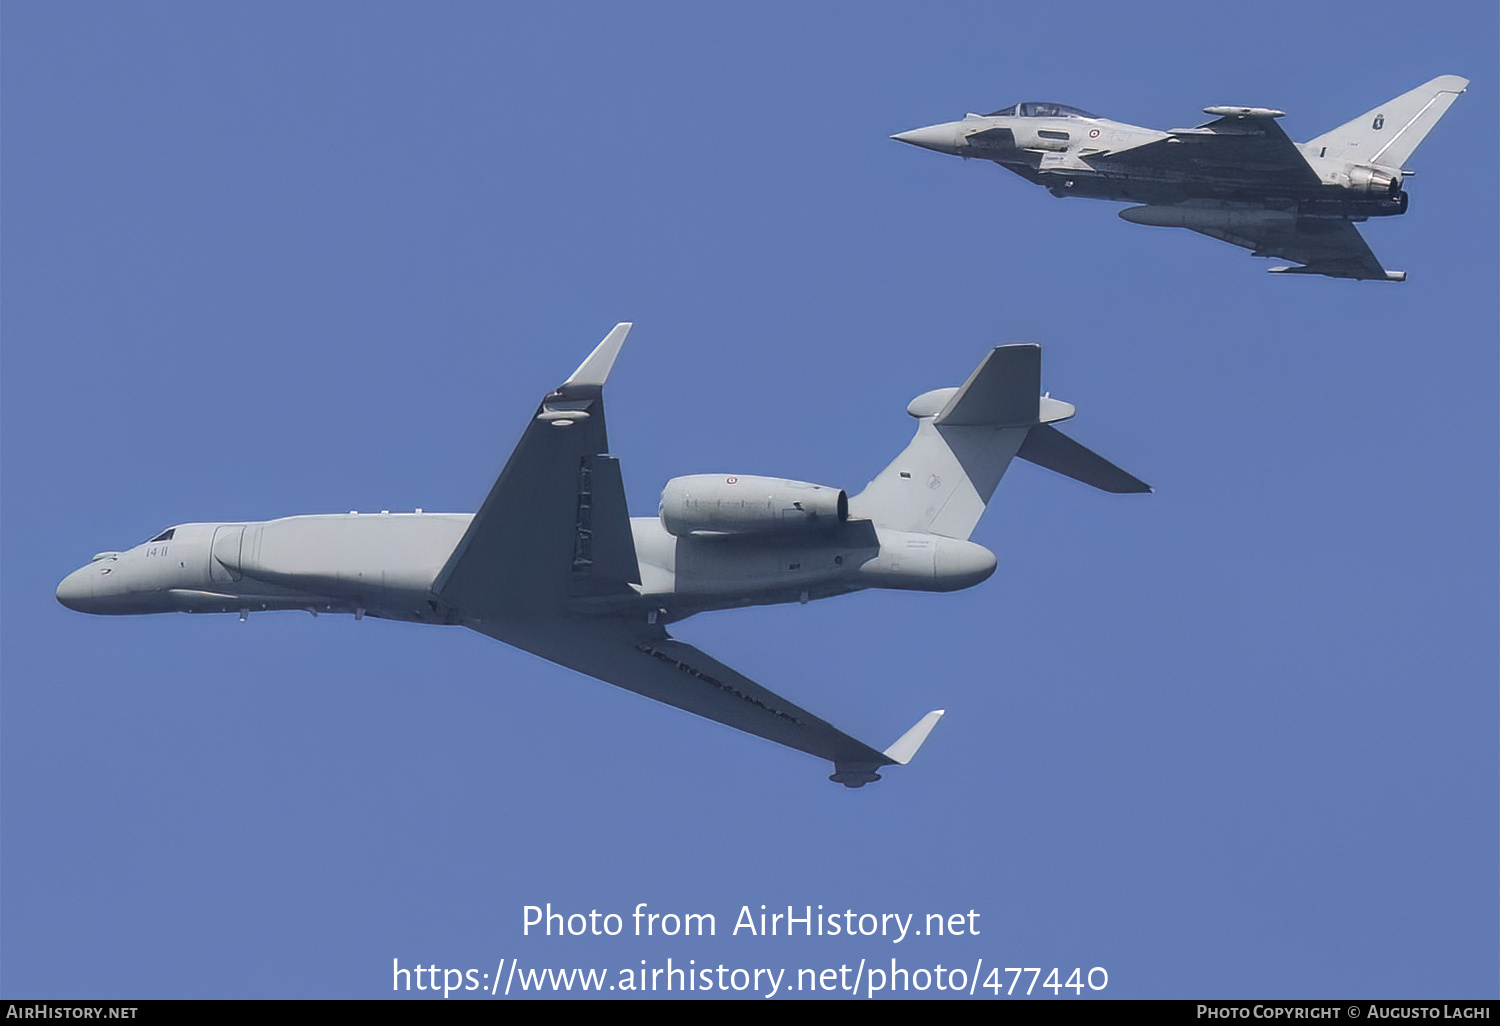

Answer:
[894,76,1468,281]
[57,325,1148,786]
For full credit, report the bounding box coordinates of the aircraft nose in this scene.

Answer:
[56,565,97,612]
[891,123,963,154]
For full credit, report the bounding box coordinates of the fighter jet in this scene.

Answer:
[894,76,1468,281]
[56,325,1148,786]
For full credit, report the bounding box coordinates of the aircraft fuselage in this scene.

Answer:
[56,512,996,625]
[56,328,1151,784]
[900,112,1407,218]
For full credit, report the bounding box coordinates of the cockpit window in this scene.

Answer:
[147,528,175,543]
[1026,102,1098,118]
[987,102,1099,119]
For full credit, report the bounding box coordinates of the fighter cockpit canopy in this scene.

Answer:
[984,102,1099,119]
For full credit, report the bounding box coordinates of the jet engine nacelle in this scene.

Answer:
[660,475,848,538]
[1346,165,1403,197]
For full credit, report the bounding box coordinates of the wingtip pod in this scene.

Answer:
[561,322,633,392]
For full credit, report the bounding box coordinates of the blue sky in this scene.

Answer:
[4,1,1495,1000]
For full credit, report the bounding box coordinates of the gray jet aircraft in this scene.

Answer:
[57,325,1148,785]
[894,76,1468,281]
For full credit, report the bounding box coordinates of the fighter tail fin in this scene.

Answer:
[1304,75,1468,169]
[847,345,1147,540]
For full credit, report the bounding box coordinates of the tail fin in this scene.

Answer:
[848,345,1147,540]
[1304,75,1468,169]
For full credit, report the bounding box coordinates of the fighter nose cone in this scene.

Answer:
[56,566,96,612]
[891,123,962,154]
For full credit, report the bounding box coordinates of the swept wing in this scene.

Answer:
[476,615,937,786]
[1199,216,1393,282]
[432,324,641,616]
[433,325,939,785]
[1119,203,1397,281]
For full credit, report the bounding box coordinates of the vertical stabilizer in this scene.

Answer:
[849,415,1029,539]
[849,345,1148,540]
[1304,75,1468,169]
[849,346,1038,540]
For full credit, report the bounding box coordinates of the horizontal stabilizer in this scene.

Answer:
[883,710,945,765]
[1017,423,1151,493]
[851,343,1147,540]
[936,345,1041,426]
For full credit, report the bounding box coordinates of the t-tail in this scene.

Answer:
[1305,75,1468,169]
[848,344,1149,541]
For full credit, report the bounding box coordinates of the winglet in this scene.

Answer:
[562,323,632,392]
[883,709,945,765]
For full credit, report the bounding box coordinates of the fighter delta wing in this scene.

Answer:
[1111,108,1396,280]
[1104,107,1320,189]
[1148,209,1392,282]
[895,76,1468,281]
